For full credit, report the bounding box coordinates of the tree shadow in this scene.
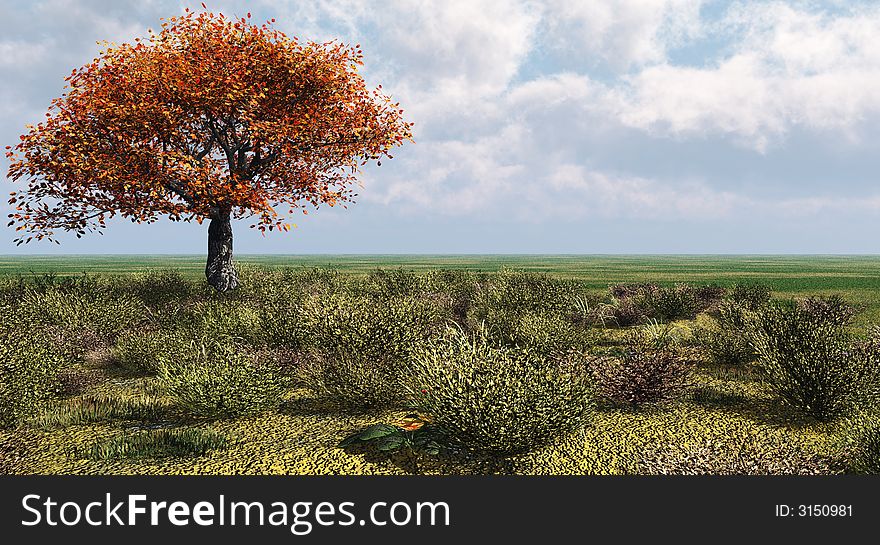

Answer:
[277,396,380,418]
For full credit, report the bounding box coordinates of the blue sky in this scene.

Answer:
[2,0,880,254]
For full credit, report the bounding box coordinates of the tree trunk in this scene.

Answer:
[205,209,239,292]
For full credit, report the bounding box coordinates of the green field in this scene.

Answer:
[3,254,880,323]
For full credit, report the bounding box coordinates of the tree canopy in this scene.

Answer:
[6,7,412,249]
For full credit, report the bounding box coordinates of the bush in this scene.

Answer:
[301,293,442,362]
[838,415,880,474]
[477,270,582,314]
[798,295,855,327]
[120,269,195,307]
[196,300,265,344]
[301,350,402,409]
[359,268,424,298]
[475,307,593,357]
[406,327,593,456]
[113,329,191,374]
[607,296,647,327]
[607,283,721,324]
[747,303,880,421]
[694,284,727,309]
[609,283,658,299]
[421,270,482,323]
[158,337,289,417]
[0,324,67,427]
[694,300,757,365]
[18,289,146,344]
[730,283,771,310]
[590,347,692,406]
[645,284,702,321]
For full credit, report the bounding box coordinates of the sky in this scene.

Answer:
[1,0,880,254]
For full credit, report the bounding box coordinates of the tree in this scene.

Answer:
[6,8,412,291]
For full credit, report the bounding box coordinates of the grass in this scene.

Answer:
[4,254,880,322]
[82,428,227,460]
[0,255,875,475]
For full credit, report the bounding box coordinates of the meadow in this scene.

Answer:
[4,254,880,317]
[2,255,880,475]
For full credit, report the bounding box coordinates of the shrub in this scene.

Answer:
[121,269,195,307]
[84,428,227,460]
[798,295,855,328]
[18,289,146,344]
[301,349,402,409]
[607,296,647,327]
[730,283,771,309]
[196,300,265,344]
[359,268,424,298]
[301,293,442,362]
[694,300,757,365]
[607,283,720,324]
[259,301,306,349]
[609,283,658,299]
[0,324,67,427]
[838,415,880,474]
[747,304,880,421]
[476,307,593,357]
[645,284,702,321]
[477,270,582,314]
[590,347,692,406]
[158,337,289,417]
[421,270,481,323]
[694,284,727,309]
[113,329,191,374]
[406,327,593,456]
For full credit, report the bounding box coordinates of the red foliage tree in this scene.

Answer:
[6,8,412,291]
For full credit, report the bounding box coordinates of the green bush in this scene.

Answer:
[607,283,720,324]
[406,327,593,456]
[421,270,481,323]
[18,289,146,343]
[113,329,191,374]
[730,283,771,309]
[477,270,583,314]
[694,300,757,365]
[120,269,196,307]
[645,284,702,321]
[301,293,442,362]
[0,323,67,427]
[838,415,880,474]
[158,337,289,417]
[747,303,880,421]
[475,307,593,357]
[607,296,647,327]
[359,268,424,298]
[301,350,402,409]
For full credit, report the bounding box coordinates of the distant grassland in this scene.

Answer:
[3,254,880,324]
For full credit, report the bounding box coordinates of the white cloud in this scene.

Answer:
[543,0,704,68]
[611,2,880,149]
